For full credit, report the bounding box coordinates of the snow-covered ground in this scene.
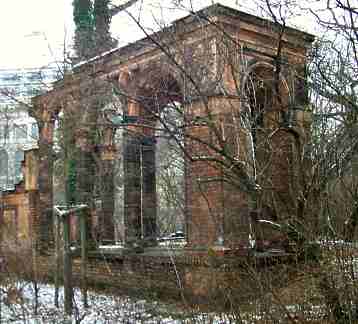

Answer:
[0,280,239,323]
[0,281,176,323]
[1,249,357,323]
[0,279,334,324]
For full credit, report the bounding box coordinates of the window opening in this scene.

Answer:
[245,72,273,147]
[156,101,185,238]
[14,124,27,140]
[31,123,39,139]
[0,150,8,178]
[14,150,24,183]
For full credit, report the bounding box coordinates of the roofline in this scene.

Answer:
[179,3,315,42]
[72,3,314,73]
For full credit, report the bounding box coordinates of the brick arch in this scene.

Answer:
[241,61,292,113]
[241,61,292,156]
[242,62,300,224]
[119,65,186,246]
[118,65,184,117]
[31,3,313,253]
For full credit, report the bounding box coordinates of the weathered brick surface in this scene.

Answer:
[20,4,314,257]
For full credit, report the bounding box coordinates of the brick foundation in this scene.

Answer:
[1,248,295,306]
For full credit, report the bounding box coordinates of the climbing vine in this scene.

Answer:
[73,0,95,61]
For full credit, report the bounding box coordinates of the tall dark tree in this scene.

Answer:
[73,0,139,60]
[71,0,139,242]
[73,0,94,62]
[94,0,117,54]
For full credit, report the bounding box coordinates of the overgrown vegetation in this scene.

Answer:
[1,0,358,323]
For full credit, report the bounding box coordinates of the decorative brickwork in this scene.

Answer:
[24,4,314,255]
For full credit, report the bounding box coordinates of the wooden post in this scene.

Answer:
[63,214,73,315]
[54,204,88,314]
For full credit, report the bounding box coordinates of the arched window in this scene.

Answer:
[0,150,8,178]
[31,123,39,139]
[253,77,272,123]
[156,101,185,236]
[245,71,273,141]
[14,150,24,182]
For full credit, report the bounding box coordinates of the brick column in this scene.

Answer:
[141,136,157,245]
[24,149,40,252]
[37,115,55,253]
[185,97,250,249]
[100,158,115,242]
[123,131,141,245]
[28,190,40,248]
[75,131,95,246]
[98,127,116,242]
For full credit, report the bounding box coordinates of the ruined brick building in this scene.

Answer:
[2,4,314,255]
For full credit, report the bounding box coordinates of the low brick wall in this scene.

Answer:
[1,247,296,307]
[33,252,212,301]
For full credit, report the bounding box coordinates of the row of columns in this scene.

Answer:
[32,105,158,250]
[34,96,253,251]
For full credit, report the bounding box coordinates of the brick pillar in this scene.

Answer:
[141,136,157,245]
[98,127,116,242]
[25,150,41,252]
[268,129,298,220]
[186,156,224,248]
[185,114,224,248]
[185,97,250,249]
[123,131,141,245]
[37,117,54,253]
[100,158,115,242]
[75,132,95,246]
[28,190,39,246]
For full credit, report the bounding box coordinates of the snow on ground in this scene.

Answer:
[1,248,357,323]
[0,279,332,324]
[158,240,186,248]
[0,281,176,323]
[0,280,239,323]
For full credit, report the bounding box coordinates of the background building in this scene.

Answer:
[0,67,57,190]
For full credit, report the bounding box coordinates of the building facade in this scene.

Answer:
[0,110,38,190]
[0,67,57,190]
[31,4,314,251]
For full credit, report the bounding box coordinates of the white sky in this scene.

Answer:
[0,1,73,69]
[0,0,319,70]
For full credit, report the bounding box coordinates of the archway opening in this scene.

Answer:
[243,63,292,228]
[244,66,275,154]
[145,76,186,242]
[53,109,77,206]
[155,101,185,240]
[121,70,186,246]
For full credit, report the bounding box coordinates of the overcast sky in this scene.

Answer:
[0,0,318,70]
